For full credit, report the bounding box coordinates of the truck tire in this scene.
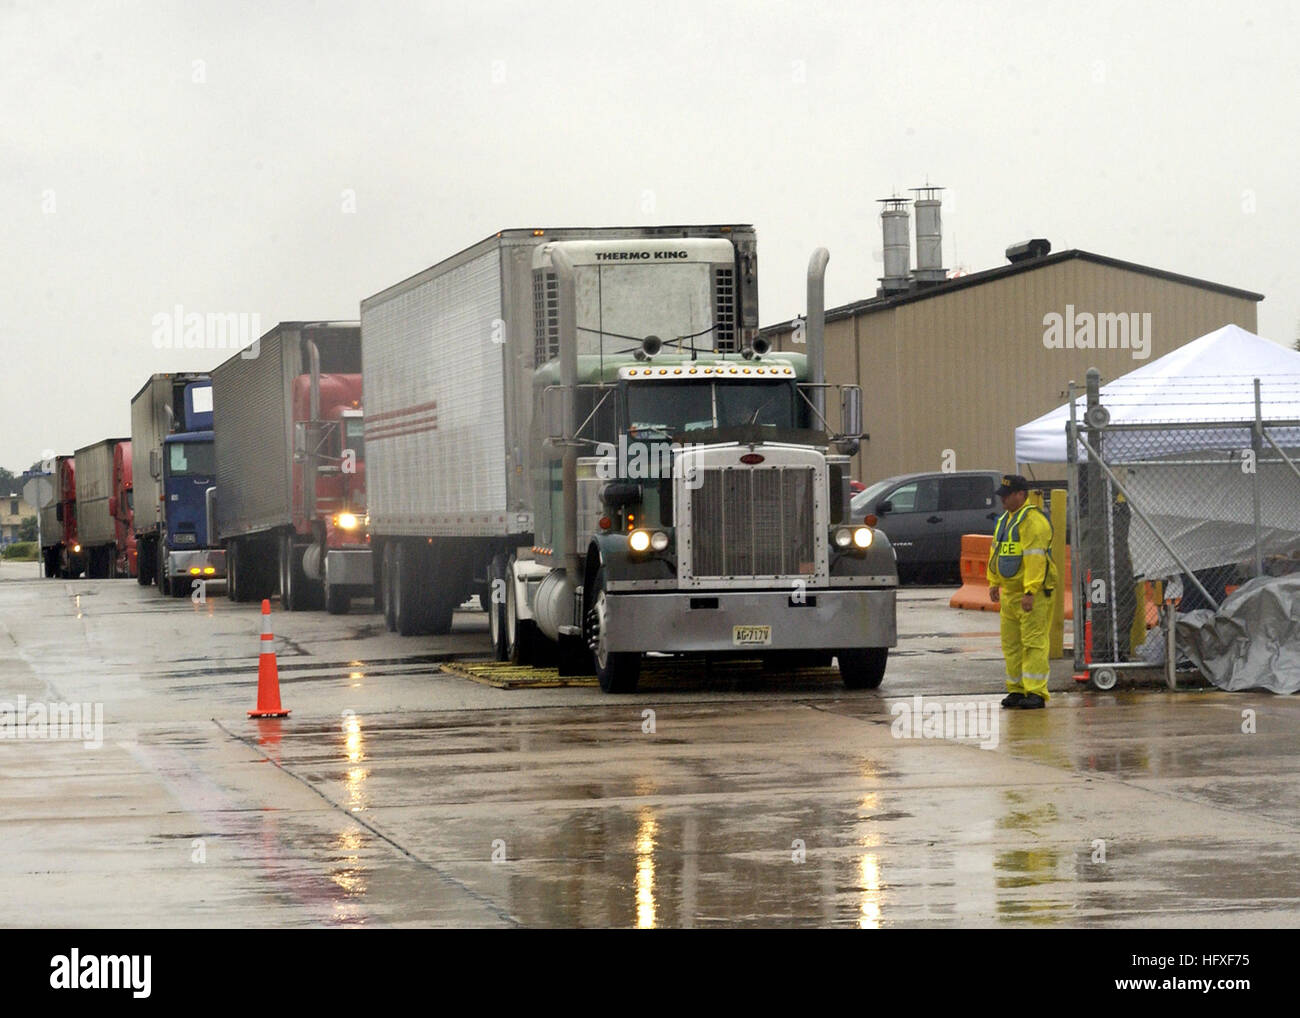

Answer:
[226,541,242,602]
[585,566,640,693]
[381,543,397,632]
[487,554,508,661]
[172,573,193,598]
[43,548,57,578]
[136,538,153,585]
[157,541,171,596]
[504,559,536,665]
[280,534,320,611]
[837,648,888,690]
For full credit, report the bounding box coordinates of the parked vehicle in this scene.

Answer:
[130,373,223,596]
[112,440,136,577]
[39,455,84,578]
[851,470,1001,582]
[211,322,370,613]
[361,226,897,692]
[73,438,130,577]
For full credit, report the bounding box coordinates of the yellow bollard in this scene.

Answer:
[1130,580,1148,656]
[1050,489,1067,659]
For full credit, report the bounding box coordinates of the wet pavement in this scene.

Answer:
[2,559,1297,927]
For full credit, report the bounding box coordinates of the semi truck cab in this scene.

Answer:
[160,431,225,594]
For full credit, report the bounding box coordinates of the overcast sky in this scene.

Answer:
[3,0,1297,474]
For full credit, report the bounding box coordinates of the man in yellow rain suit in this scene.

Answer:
[987,474,1059,709]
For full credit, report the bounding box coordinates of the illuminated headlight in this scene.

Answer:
[650,531,670,552]
[73,544,82,553]
[628,530,651,553]
[335,512,360,530]
[853,527,873,549]
[833,528,852,548]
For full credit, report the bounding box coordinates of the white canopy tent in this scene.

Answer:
[1015,324,1300,579]
[1015,324,1300,464]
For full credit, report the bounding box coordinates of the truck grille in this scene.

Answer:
[689,466,816,578]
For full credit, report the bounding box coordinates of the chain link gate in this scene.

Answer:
[1065,371,1300,689]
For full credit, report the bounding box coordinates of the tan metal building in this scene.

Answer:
[761,248,1263,483]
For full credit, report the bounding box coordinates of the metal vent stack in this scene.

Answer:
[911,185,946,285]
[877,197,912,294]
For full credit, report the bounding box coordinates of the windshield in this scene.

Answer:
[167,442,215,477]
[626,380,796,438]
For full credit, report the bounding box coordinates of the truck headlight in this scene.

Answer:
[650,531,670,552]
[628,529,651,552]
[833,528,852,548]
[335,512,360,530]
[853,526,873,549]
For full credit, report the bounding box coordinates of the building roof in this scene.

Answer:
[761,249,1265,335]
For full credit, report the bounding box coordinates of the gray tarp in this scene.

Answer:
[1176,575,1300,693]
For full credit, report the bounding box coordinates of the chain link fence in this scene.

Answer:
[1066,373,1300,686]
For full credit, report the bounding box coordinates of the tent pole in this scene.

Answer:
[1252,378,1264,579]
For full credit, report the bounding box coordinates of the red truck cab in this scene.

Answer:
[111,441,137,578]
[290,372,369,612]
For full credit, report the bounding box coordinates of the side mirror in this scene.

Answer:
[877,499,893,515]
[149,449,161,481]
[840,386,863,438]
[293,421,307,462]
[108,496,118,517]
[55,503,64,522]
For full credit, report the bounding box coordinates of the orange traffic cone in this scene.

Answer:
[249,599,291,718]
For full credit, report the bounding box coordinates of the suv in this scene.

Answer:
[851,471,1001,583]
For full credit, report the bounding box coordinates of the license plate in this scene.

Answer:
[733,625,772,646]
[173,533,196,544]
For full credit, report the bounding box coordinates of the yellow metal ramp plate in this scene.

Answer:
[438,658,842,691]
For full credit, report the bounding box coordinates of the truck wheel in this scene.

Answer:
[586,567,640,693]
[280,535,318,611]
[227,541,242,602]
[487,554,508,660]
[136,539,152,585]
[504,560,536,665]
[173,573,193,598]
[393,541,429,635]
[157,542,171,596]
[381,543,397,632]
[838,648,888,690]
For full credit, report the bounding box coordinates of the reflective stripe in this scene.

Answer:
[1022,672,1050,680]
[1023,548,1047,556]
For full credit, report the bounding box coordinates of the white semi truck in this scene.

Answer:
[361,226,897,692]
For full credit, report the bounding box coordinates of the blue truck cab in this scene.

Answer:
[159,383,226,595]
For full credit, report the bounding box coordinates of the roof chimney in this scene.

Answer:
[910,185,945,285]
[877,197,911,294]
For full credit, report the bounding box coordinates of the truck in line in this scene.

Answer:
[212,322,371,612]
[72,438,130,577]
[360,226,898,692]
[112,440,136,577]
[39,455,85,578]
[130,373,224,597]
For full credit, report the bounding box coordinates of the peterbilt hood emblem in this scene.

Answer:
[739,453,765,464]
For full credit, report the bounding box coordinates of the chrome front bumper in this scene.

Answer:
[324,548,373,588]
[602,588,897,654]
[167,548,227,579]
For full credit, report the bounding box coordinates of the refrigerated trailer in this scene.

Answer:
[212,322,371,613]
[361,226,898,692]
[130,373,224,596]
[73,437,129,577]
